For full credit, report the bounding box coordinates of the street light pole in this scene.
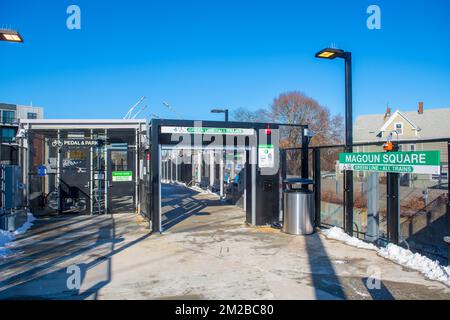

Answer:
[343,52,354,237]
[315,47,354,236]
[0,29,24,210]
[0,29,24,198]
[211,108,229,122]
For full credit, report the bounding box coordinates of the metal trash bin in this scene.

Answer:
[282,178,315,235]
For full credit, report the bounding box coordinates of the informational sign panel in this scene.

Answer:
[112,171,133,182]
[51,139,99,148]
[258,144,275,168]
[161,126,255,136]
[339,151,440,174]
[38,165,47,177]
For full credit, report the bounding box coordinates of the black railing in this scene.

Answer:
[282,137,450,265]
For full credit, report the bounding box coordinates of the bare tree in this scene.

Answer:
[271,91,343,147]
[230,91,343,174]
[271,91,344,174]
[231,107,270,123]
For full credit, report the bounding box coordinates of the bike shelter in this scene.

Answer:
[19,119,147,215]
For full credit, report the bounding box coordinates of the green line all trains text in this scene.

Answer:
[352,165,413,173]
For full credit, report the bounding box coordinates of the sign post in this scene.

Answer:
[386,144,400,244]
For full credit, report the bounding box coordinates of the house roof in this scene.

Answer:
[354,107,450,142]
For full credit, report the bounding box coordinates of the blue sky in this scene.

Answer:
[0,0,449,121]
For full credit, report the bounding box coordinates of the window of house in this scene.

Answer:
[1,110,15,124]
[1,128,16,143]
[395,122,403,135]
[27,112,37,119]
[410,144,416,151]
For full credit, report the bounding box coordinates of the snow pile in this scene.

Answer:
[0,212,36,257]
[0,231,15,247]
[323,226,378,251]
[379,244,450,286]
[15,212,36,234]
[322,226,450,287]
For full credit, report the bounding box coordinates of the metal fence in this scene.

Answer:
[283,138,449,264]
[0,164,26,230]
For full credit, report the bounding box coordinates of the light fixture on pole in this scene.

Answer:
[315,47,353,236]
[1,28,24,171]
[0,29,24,42]
[211,108,229,122]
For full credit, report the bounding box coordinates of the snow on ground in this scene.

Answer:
[323,226,378,251]
[379,244,450,286]
[323,226,450,287]
[0,212,36,257]
[188,185,219,196]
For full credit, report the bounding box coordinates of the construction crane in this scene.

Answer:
[132,105,147,119]
[124,96,146,119]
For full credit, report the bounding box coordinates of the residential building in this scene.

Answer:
[0,103,44,165]
[354,102,449,186]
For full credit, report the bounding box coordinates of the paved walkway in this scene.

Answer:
[0,183,449,299]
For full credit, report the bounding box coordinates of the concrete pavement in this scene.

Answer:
[0,183,449,300]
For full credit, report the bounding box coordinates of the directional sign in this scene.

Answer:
[161,126,255,136]
[338,151,440,174]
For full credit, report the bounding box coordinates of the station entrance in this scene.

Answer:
[148,119,309,233]
[159,145,250,231]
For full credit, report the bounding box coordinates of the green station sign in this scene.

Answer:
[112,171,133,182]
[338,151,440,174]
[161,126,255,136]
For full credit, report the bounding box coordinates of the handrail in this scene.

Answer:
[280,137,450,151]
[302,138,450,150]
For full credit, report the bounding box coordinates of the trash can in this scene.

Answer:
[282,178,315,235]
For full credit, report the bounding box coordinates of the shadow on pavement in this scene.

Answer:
[363,278,395,300]
[161,183,226,231]
[305,232,346,299]
[0,215,150,300]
